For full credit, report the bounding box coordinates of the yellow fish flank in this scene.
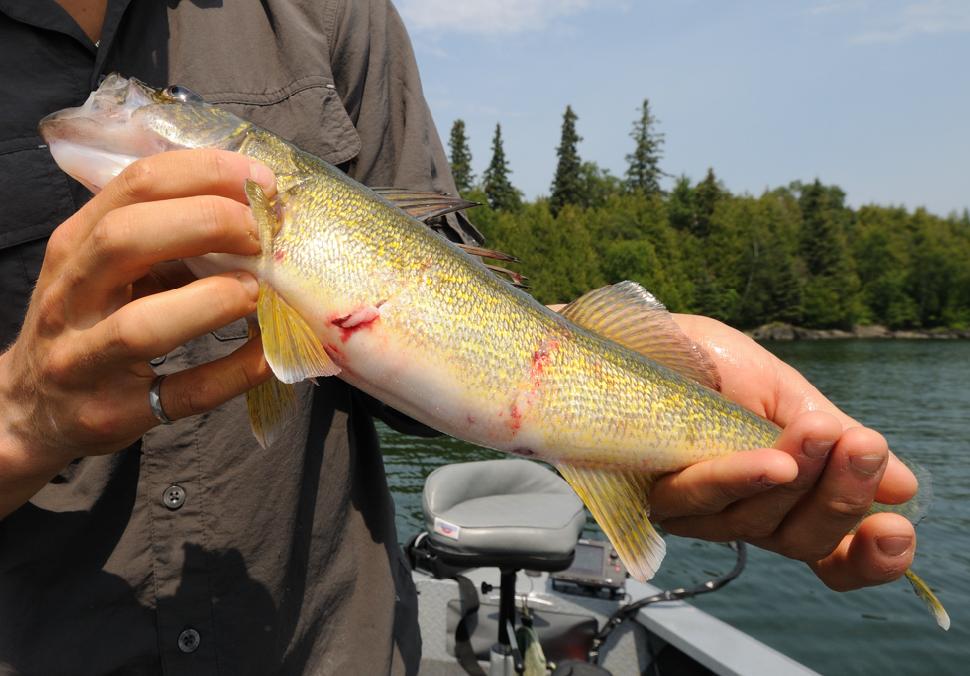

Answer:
[38,74,949,630]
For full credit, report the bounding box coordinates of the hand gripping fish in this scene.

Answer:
[39,74,948,630]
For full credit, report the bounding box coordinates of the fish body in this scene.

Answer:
[38,75,947,629]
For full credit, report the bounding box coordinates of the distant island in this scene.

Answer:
[447,103,970,335]
[747,323,970,341]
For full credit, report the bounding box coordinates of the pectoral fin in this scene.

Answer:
[555,463,665,581]
[257,283,340,384]
[247,375,297,449]
[244,321,299,448]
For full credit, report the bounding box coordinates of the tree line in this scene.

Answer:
[447,102,970,330]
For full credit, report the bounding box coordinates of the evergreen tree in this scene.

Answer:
[448,119,474,195]
[668,175,695,231]
[692,168,725,238]
[578,161,622,209]
[550,105,584,215]
[482,124,521,211]
[625,98,665,195]
[797,179,861,327]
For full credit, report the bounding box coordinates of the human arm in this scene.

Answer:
[649,314,917,591]
[0,149,275,519]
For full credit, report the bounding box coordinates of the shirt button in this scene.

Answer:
[162,485,186,510]
[178,628,200,653]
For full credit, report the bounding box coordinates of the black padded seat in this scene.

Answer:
[423,459,585,571]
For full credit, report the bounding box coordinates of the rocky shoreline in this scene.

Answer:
[747,322,970,341]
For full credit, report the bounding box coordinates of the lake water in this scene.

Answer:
[381,340,970,675]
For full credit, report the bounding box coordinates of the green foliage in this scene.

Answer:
[625,99,665,196]
[550,105,585,216]
[458,119,969,331]
[448,119,474,195]
[482,124,521,212]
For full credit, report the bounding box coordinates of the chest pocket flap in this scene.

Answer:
[203,75,361,168]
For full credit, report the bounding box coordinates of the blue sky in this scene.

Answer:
[397,0,969,216]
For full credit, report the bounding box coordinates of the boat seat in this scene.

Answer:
[423,459,585,570]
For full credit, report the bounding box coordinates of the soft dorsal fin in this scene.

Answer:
[560,281,721,391]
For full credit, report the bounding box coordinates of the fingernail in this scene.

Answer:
[877,535,912,557]
[803,439,834,459]
[850,453,885,476]
[237,273,259,297]
[249,162,276,191]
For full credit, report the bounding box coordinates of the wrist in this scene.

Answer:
[0,351,71,517]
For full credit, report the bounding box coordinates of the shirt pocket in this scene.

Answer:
[202,75,361,167]
[0,137,79,346]
[0,136,77,250]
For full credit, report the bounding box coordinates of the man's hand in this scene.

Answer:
[648,314,917,591]
[0,149,275,517]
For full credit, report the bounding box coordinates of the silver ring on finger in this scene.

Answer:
[149,374,174,425]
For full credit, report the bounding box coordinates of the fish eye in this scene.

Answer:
[163,84,203,103]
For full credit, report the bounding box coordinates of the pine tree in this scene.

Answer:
[482,123,520,211]
[692,168,724,238]
[448,119,474,195]
[625,98,665,195]
[797,179,861,327]
[550,105,584,215]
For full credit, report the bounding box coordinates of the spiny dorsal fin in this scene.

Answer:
[372,187,524,286]
[371,187,478,222]
[455,243,519,263]
[555,463,665,581]
[560,281,721,391]
[484,264,528,288]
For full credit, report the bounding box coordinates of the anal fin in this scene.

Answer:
[555,463,665,581]
[257,282,339,384]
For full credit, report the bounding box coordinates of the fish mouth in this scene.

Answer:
[39,74,174,192]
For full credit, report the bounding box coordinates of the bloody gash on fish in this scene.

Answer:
[39,74,949,630]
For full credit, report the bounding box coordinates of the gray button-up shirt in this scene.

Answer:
[0,1,464,673]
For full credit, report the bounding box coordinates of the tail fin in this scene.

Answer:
[904,568,950,631]
[868,457,949,629]
[870,456,933,524]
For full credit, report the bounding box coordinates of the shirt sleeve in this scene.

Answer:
[328,0,456,195]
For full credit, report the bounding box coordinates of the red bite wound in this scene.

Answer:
[332,301,385,342]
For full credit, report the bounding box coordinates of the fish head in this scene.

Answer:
[39,73,249,192]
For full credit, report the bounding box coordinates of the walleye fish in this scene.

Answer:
[39,74,948,630]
